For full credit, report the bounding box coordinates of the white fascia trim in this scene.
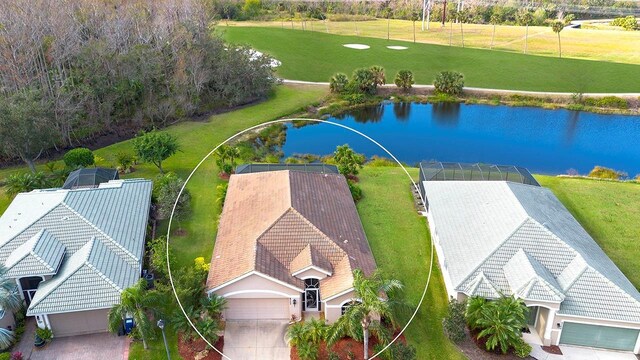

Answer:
[325,298,363,308]
[292,266,332,277]
[208,271,304,294]
[558,314,640,329]
[221,289,299,298]
[323,288,354,302]
[27,305,112,317]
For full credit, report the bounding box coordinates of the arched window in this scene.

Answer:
[304,278,320,311]
[341,300,361,315]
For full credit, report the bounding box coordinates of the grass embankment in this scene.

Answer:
[536,175,640,287]
[227,19,640,65]
[357,166,465,360]
[222,27,640,93]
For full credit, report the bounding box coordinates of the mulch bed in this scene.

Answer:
[177,334,224,360]
[541,345,562,355]
[291,334,406,360]
[456,328,535,360]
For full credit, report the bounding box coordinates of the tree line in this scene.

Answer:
[0,0,276,171]
[210,0,638,25]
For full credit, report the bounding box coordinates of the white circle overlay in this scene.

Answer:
[166,118,434,359]
[343,43,370,50]
[386,46,408,50]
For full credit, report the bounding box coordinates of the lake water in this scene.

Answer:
[281,102,640,176]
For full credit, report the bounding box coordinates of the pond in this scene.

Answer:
[281,102,640,176]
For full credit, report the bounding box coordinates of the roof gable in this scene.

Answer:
[26,238,138,315]
[290,244,333,276]
[4,229,65,277]
[503,249,564,302]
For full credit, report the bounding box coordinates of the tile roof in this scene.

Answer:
[27,238,139,315]
[4,229,65,277]
[207,171,375,299]
[424,181,640,323]
[0,179,152,315]
[290,244,333,275]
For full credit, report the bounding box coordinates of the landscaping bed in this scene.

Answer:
[177,334,224,360]
[456,329,534,360]
[290,334,407,360]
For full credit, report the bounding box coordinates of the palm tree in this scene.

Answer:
[489,12,501,49]
[552,20,565,58]
[476,297,527,354]
[108,279,161,350]
[383,7,392,40]
[517,9,533,54]
[370,66,386,87]
[410,11,420,43]
[327,269,409,360]
[171,305,200,342]
[0,266,21,350]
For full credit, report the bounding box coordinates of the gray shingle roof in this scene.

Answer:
[0,179,151,315]
[424,181,640,323]
[4,229,65,277]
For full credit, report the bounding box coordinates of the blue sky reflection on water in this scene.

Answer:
[281,102,640,176]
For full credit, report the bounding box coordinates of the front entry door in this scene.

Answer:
[304,278,320,311]
[20,277,43,306]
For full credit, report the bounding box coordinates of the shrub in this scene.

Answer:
[10,351,23,360]
[433,71,464,95]
[611,16,639,30]
[514,338,532,358]
[342,93,367,105]
[63,148,95,169]
[588,166,626,180]
[5,172,51,197]
[35,327,52,342]
[351,68,377,95]
[367,156,398,167]
[0,353,10,360]
[115,152,135,173]
[583,96,628,109]
[330,73,349,94]
[394,70,415,91]
[443,297,467,343]
[327,352,340,360]
[348,180,363,202]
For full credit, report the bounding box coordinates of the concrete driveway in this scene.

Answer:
[223,320,289,360]
[531,344,637,360]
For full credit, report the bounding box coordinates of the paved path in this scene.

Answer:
[223,320,289,360]
[531,344,637,360]
[282,79,640,98]
[13,318,128,360]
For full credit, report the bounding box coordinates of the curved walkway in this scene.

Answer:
[282,79,640,98]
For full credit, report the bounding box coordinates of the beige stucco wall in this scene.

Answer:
[212,273,302,321]
[536,307,549,340]
[0,311,15,331]
[324,290,357,324]
[48,309,110,337]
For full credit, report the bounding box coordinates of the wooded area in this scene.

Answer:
[0,0,275,170]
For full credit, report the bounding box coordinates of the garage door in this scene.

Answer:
[560,322,639,351]
[48,309,109,337]
[225,298,290,320]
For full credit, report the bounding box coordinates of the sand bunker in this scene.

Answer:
[343,44,370,50]
[387,46,409,50]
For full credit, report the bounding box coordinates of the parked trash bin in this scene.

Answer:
[124,318,134,334]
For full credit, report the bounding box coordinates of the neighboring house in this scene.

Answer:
[206,167,376,323]
[0,178,152,337]
[420,162,640,354]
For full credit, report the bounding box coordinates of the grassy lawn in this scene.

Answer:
[221,26,640,93]
[536,175,640,287]
[128,328,181,360]
[228,20,640,65]
[357,166,465,360]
